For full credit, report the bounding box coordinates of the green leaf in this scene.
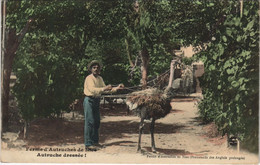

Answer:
[27,64,34,72]
[226,28,232,36]
[224,61,231,69]
[231,81,239,87]
[236,36,242,42]
[246,19,255,31]
[250,32,255,37]
[226,68,234,75]
[212,54,217,60]
[243,8,249,16]
[208,65,215,70]
[195,1,202,5]
[222,36,227,42]
[229,120,232,126]
[235,94,240,101]
[234,18,240,27]
[220,123,228,130]
[218,44,224,55]
[207,3,214,7]
[239,84,246,91]
[241,50,250,57]
[238,78,246,84]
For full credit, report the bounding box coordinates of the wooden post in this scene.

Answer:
[236,139,240,153]
[23,121,28,139]
[168,60,177,88]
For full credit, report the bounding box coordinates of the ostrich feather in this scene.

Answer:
[126,88,172,120]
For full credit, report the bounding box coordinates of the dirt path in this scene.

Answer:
[99,96,255,157]
[1,94,258,164]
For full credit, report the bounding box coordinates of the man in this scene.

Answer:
[83,60,123,151]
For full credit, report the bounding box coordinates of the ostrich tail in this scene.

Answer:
[126,87,172,120]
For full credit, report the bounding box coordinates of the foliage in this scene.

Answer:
[124,0,178,78]
[11,0,93,120]
[196,0,259,152]
[13,30,82,120]
[10,0,176,121]
[7,0,259,153]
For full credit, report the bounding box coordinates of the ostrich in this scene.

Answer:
[126,87,174,152]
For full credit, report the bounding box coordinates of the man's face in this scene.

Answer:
[91,64,100,76]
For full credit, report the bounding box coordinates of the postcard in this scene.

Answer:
[1,0,258,164]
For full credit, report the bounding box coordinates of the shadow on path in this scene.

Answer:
[21,118,185,147]
[100,120,185,142]
[143,147,191,155]
[104,140,136,147]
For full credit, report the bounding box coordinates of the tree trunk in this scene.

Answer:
[125,38,134,67]
[140,48,149,89]
[1,20,31,132]
[2,29,17,131]
[240,0,243,18]
[2,50,15,131]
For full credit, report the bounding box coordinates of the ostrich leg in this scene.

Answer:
[138,118,145,151]
[150,117,156,152]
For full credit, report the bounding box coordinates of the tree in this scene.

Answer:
[125,0,178,89]
[2,11,32,131]
[10,0,131,127]
[11,0,91,123]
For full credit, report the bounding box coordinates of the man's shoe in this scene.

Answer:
[85,145,97,151]
[94,143,104,148]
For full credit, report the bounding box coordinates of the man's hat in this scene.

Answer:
[88,60,102,70]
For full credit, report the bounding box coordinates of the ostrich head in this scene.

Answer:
[164,86,176,99]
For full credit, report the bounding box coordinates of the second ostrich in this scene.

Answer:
[126,87,173,152]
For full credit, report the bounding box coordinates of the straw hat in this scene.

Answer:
[88,60,102,70]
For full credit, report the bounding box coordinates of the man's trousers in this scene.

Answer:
[83,96,101,147]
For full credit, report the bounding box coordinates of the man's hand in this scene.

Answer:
[104,85,112,91]
[113,83,124,91]
[118,83,124,89]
